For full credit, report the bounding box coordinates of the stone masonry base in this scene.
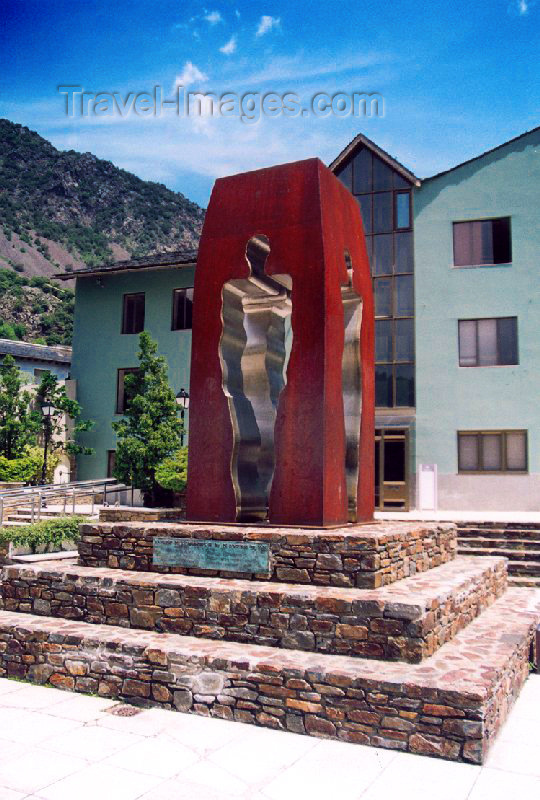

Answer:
[78,520,457,589]
[0,588,538,764]
[1,556,507,663]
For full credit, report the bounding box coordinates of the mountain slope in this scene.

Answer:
[0,269,74,346]
[0,118,205,345]
[0,118,204,274]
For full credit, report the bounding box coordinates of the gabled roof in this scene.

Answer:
[55,248,198,281]
[329,132,421,187]
[0,339,72,364]
[424,125,540,182]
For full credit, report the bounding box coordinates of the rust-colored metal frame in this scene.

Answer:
[186,158,374,526]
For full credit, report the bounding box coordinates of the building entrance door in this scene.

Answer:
[375,428,409,510]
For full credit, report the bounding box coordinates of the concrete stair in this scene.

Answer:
[3,507,89,526]
[458,522,540,586]
[0,511,539,765]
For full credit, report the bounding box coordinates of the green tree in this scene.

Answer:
[155,447,188,493]
[34,371,94,483]
[0,355,38,459]
[113,331,183,506]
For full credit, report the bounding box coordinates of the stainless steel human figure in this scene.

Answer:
[219,236,292,521]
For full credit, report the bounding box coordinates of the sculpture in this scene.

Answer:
[186,158,374,526]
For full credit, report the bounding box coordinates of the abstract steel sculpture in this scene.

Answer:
[186,158,374,527]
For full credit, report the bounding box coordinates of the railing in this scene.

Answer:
[0,478,134,526]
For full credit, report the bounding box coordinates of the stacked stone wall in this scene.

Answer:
[79,521,457,589]
[0,596,536,765]
[0,557,507,663]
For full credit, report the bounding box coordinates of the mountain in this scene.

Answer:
[0,118,205,345]
[0,269,74,346]
[0,118,204,275]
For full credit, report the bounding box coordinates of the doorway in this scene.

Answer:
[375,428,409,510]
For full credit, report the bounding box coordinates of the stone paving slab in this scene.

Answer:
[0,587,538,764]
[78,520,457,588]
[1,556,507,663]
[0,674,539,799]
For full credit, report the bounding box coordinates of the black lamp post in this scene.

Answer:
[40,400,55,485]
[175,388,190,446]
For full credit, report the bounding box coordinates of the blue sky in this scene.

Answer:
[1,0,538,206]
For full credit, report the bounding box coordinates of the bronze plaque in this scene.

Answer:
[153,537,270,573]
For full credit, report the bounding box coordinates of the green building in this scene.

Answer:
[61,127,540,512]
[413,127,540,511]
[65,251,196,480]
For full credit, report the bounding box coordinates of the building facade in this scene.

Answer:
[67,252,195,480]
[63,127,540,511]
[331,136,419,511]
[414,127,540,510]
[0,339,74,483]
[0,339,71,383]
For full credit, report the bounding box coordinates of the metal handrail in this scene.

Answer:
[0,479,133,526]
[0,477,120,498]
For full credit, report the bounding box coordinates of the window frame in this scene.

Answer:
[171,287,194,331]
[106,450,116,478]
[395,190,412,230]
[457,430,528,474]
[452,217,512,269]
[336,147,415,410]
[121,292,145,335]
[116,367,140,415]
[458,317,519,367]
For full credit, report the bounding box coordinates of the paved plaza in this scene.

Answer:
[0,674,538,800]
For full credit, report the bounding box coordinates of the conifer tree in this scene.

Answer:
[113,331,183,506]
[0,354,38,459]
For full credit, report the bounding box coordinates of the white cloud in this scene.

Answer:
[508,0,535,14]
[204,10,223,25]
[232,50,392,87]
[175,61,208,88]
[220,36,237,55]
[256,15,280,37]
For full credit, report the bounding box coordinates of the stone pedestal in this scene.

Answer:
[1,509,539,764]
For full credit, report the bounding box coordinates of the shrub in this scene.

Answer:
[0,447,59,484]
[155,447,188,493]
[0,515,86,552]
[0,319,16,339]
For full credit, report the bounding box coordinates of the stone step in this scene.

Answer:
[509,575,540,588]
[507,560,540,576]
[78,520,457,589]
[6,510,84,521]
[0,521,32,527]
[9,551,79,564]
[1,556,507,664]
[458,529,540,542]
[458,522,540,533]
[457,548,540,576]
[0,587,538,764]
[458,542,540,559]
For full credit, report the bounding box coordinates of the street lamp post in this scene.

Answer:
[40,400,55,485]
[175,388,190,446]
